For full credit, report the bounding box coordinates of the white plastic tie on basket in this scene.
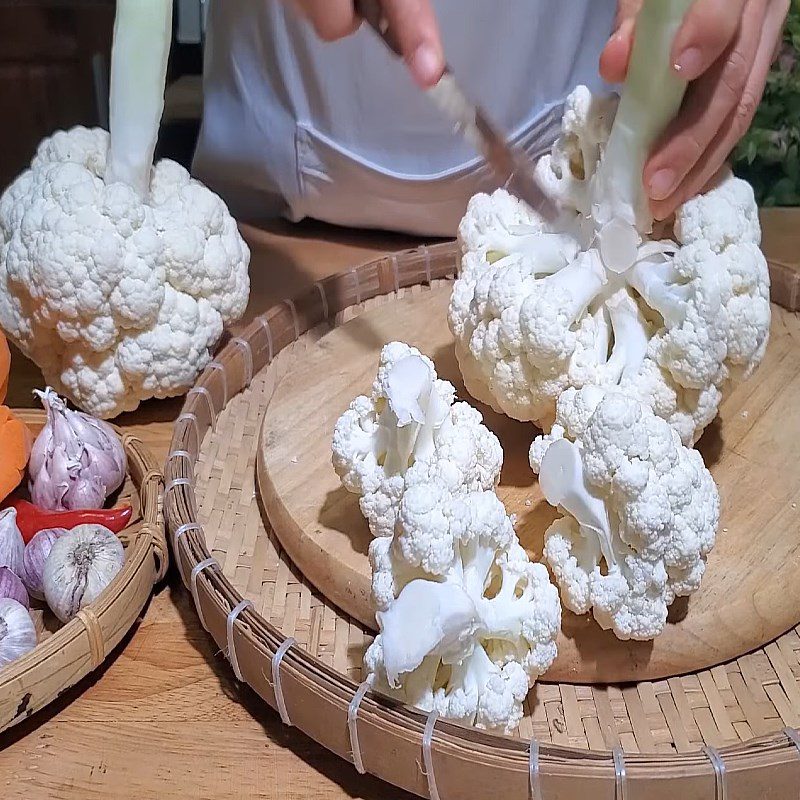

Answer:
[529,738,542,800]
[231,337,254,387]
[316,281,330,321]
[188,386,216,428]
[171,522,201,586]
[258,314,274,363]
[165,476,191,497]
[422,711,441,800]
[172,521,199,548]
[190,557,218,631]
[347,681,371,774]
[391,254,400,294]
[284,298,300,341]
[225,599,253,682]
[702,745,727,800]
[177,412,200,452]
[784,727,800,754]
[422,245,432,286]
[612,746,626,800]
[206,361,228,407]
[270,637,296,726]
[351,268,363,306]
[169,449,191,463]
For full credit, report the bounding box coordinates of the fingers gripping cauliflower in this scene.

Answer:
[365,487,560,733]
[331,343,502,538]
[530,385,719,640]
[449,77,770,444]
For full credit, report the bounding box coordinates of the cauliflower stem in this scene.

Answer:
[106,0,172,199]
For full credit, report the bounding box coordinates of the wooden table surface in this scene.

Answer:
[0,211,796,799]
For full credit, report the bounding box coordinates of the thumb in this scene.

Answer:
[599,0,642,83]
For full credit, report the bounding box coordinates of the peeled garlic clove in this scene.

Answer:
[43,524,125,622]
[22,528,68,601]
[0,598,36,666]
[0,508,25,578]
[0,567,29,609]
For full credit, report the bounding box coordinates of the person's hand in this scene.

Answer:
[600,0,790,220]
[288,0,445,88]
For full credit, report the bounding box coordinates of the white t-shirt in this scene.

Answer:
[193,0,616,236]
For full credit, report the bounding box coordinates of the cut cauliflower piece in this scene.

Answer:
[0,127,250,418]
[449,85,771,445]
[365,487,560,734]
[533,85,619,216]
[331,343,502,538]
[530,386,719,640]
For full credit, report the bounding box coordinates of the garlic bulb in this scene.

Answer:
[29,388,127,511]
[22,528,68,601]
[0,567,29,609]
[43,524,125,622]
[0,508,24,577]
[0,598,36,666]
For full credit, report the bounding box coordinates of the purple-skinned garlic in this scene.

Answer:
[0,567,29,609]
[0,508,24,577]
[43,525,125,622]
[22,528,68,600]
[29,388,127,511]
[0,599,36,666]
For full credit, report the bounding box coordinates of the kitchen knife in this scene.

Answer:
[354,0,559,222]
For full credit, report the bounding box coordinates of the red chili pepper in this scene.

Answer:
[3,499,133,543]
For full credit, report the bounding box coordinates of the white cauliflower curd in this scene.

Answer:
[530,385,719,640]
[365,490,560,733]
[332,342,502,538]
[332,342,560,733]
[449,3,770,445]
[0,1,250,417]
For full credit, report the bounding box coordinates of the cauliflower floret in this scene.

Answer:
[0,126,250,418]
[533,86,619,215]
[458,189,547,259]
[332,343,502,538]
[531,386,719,640]
[675,170,761,253]
[364,489,560,734]
[450,86,771,445]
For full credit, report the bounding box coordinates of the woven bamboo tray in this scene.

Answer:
[165,242,800,800]
[0,411,167,733]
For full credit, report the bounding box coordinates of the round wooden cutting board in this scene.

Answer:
[257,285,800,683]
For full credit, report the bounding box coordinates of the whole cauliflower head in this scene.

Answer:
[332,342,502,538]
[530,385,720,640]
[0,127,250,417]
[365,487,561,734]
[449,85,771,444]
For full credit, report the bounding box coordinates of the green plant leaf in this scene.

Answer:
[733,4,800,205]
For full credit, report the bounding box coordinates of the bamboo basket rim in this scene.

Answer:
[0,409,167,733]
[164,240,800,798]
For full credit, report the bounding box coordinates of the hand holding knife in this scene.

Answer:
[354,0,559,223]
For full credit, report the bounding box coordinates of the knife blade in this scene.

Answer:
[354,0,559,222]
